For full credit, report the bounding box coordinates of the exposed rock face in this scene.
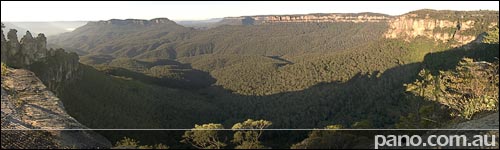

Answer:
[29,49,81,92]
[21,31,47,65]
[6,29,20,57]
[385,15,474,44]
[257,13,390,23]
[1,27,80,91]
[384,11,499,45]
[1,26,6,62]
[1,67,111,149]
[1,25,98,149]
[2,30,50,68]
[35,34,47,59]
[217,10,498,47]
[219,13,391,25]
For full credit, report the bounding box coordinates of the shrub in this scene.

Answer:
[405,58,499,119]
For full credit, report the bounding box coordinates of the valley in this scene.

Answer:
[1,8,499,149]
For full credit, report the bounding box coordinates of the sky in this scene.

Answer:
[1,1,499,22]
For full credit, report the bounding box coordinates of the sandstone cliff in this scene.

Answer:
[2,29,49,68]
[1,67,111,149]
[384,10,499,45]
[216,10,498,46]
[219,12,391,25]
[1,24,103,149]
[1,27,81,92]
[1,24,6,62]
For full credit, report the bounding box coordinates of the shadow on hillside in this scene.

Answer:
[95,59,216,90]
[422,42,499,74]
[210,41,499,129]
[53,40,499,148]
[179,41,497,148]
[99,66,216,90]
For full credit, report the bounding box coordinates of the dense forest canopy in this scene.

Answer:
[2,9,498,149]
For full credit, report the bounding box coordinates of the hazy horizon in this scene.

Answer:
[2,1,499,22]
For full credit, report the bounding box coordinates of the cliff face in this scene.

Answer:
[1,28,81,91]
[1,26,6,62]
[28,49,81,92]
[219,13,391,25]
[217,10,498,46]
[1,26,99,149]
[385,15,473,44]
[384,10,499,45]
[256,13,390,23]
[1,67,111,149]
[2,29,49,67]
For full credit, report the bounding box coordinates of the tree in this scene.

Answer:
[351,120,372,129]
[1,63,8,77]
[113,137,169,149]
[231,119,272,149]
[405,58,499,119]
[405,69,440,102]
[291,125,364,149]
[395,104,448,129]
[181,123,226,149]
[114,137,139,149]
[483,26,499,44]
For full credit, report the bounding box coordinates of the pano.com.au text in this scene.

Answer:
[374,134,497,149]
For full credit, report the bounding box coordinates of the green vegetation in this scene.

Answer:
[1,62,8,77]
[46,21,497,148]
[49,19,191,59]
[52,22,388,60]
[395,101,450,129]
[184,38,435,96]
[231,119,272,149]
[405,58,499,119]
[290,125,360,149]
[55,65,221,129]
[113,137,169,149]
[408,9,498,21]
[9,10,496,148]
[181,124,227,149]
[90,58,215,89]
[179,119,272,149]
[483,26,499,44]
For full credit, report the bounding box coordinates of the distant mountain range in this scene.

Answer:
[2,18,223,38]
[3,21,88,38]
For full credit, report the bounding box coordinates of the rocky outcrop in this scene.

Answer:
[1,67,111,149]
[1,25,6,62]
[29,49,81,92]
[219,13,391,25]
[1,27,81,91]
[385,15,473,44]
[1,25,100,149]
[20,31,48,65]
[258,13,390,23]
[6,29,21,57]
[2,29,50,68]
[384,10,499,45]
[217,10,498,47]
